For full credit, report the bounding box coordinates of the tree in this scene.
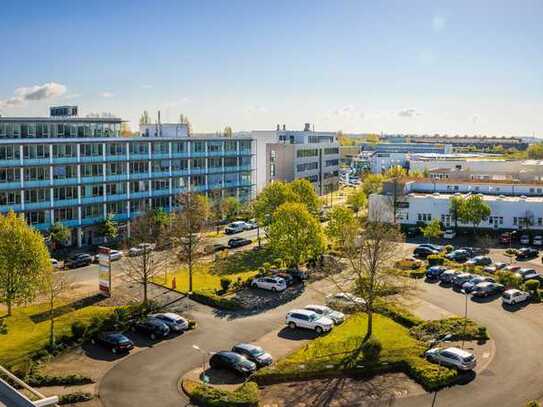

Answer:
[122,214,169,304]
[346,189,367,214]
[222,197,241,222]
[527,143,543,159]
[289,179,320,217]
[224,126,233,137]
[136,209,170,245]
[366,134,379,143]
[101,214,119,242]
[384,165,407,178]
[449,196,464,230]
[120,122,133,137]
[0,211,51,315]
[43,272,70,347]
[268,203,325,270]
[48,222,71,249]
[336,218,411,341]
[253,181,296,227]
[326,206,356,247]
[361,174,386,196]
[422,219,442,242]
[171,193,210,293]
[458,195,491,232]
[139,111,151,125]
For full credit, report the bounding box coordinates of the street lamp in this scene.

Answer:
[192,345,209,383]
[429,333,452,407]
[460,289,469,350]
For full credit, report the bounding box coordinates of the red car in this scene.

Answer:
[500,231,518,244]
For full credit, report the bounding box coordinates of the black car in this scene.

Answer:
[91,332,134,354]
[446,250,470,263]
[452,273,473,290]
[471,282,505,297]
[287,268,307,282]
[231,343,273,368]
[426,266,447,280]
[206,243,228,254]
[134,317,170,340]
[413,246,439,259]
[210,351,257,376]
[466,256,492,266]
[228,237,252,249]
[273,272,295,286]
[517,247,539,260]
[64,253,93,268]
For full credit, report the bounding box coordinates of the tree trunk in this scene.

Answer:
[49,297,55,347]
[364,308,373,342]
[6,300,11,316]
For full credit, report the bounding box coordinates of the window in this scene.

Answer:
[130,161,147,174]
[324,147,339,155]
[192,141,205,153]
[513,217,517,225]
[130,142,148,155]
[325,159,339,167]
[500,217,504,224]
[296,149,318,158]
[53,187,78,200]
[538,218,542,226]
[0,168,19,183]
[296,162,319,172]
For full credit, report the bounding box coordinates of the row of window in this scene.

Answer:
[297,149,319,158]
[0,122,120,139]
[296,162,319,172]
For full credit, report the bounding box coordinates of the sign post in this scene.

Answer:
[98,246,112,297]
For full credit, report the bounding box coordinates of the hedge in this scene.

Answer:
[409,317,489,342]
[25,373,93,387]
[58,392,94,405]
[409,269,426,279]
[427,255,445,266]
[184,379,259,407]
[374,303,424,328]
[189,290,243,310]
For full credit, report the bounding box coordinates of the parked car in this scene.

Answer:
[484,262,506,273]
[285,309,334,334]
[325,292,366,311]
[458,247,484,257]
[471,282,505,297]
[251,276,287,292]
[439,269,460,284]
[244,220,259,230]
[405,226,420,237]
[272,271,295,286]
[128,243,155,257]
[304,304,345,324]
[64,253,93,268]
[231,343,273,367]
[425,347,476,371]
[228,237,252,248]
[462,276,495,293]
[287,268,307,282]
[417,243,443,252]
[502,289,530,305]
[466,256,492,266]
[205,243,228,254]
[426,266,448,280]
[517,247,539,260]
[500,231,518,244]
[224,221,248,235]
[452,273,474,290]
[413,246,439,259]
[149,313,189,333]
[109,249,123,261]
[446,249,470,263]
[515,268,542,282]
[443,229,456,239]
[397,257,423,269]
[504,264,521,273]
[520,235,531,245]
[133,317,170,340]
[91,332,134,354]
[534,236,543,246]
[209,351,257,376]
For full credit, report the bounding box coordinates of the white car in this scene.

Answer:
[534,236,543,246]
[285,309,334,334]
[326,292,366,311]
[244,220,258,230]
[109,250,123,261]
[304,304,345,324]
[502,289,530,305]
[483,262,506,273]
[251,276,287,292]
[443,229,456,239]
[128,243,155,257]
[224,221,248,235]
[50,258,61,269]
[425,347,477,371]
[149,312,189,332]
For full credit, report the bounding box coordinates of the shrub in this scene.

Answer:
[496,270,523,289]
[403,357,458,391]
[70,321,87,340]
[190,290,242,310]
[409,269,426,279]
[409,317,488,342]
[220,277,232,293]
[361,337,382,363]
[273,258,283,268]
[375,303,423,328]
[185,379,259,407]
[443,244,454,253]
[25,373,93,387]
[262,262,271,272]
[188,320,197,330]
[427,255,444,266]
[525,401,541,407]
[395,259,422,270]
[524,279,540,293]
[58,392,94,405]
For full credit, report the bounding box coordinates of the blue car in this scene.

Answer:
[426,266,447,280]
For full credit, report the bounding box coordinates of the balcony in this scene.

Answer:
[81,195,105,205]
[24,179,51,188]
[191,168,207,175]
[130,153,149,160]
[81,216,104,226]
[0,181,22,190]
[106,155,128,162]
[0,159,21,167]
[52,198,79,208]
[25,201,51,210]
[239,149,252,155]
[150,189,170,197]
[53,156,78,164]
[130,191,149,199]
[150,153,170,160]
[130,172,149,181]
[81,175,104,184]
[150,171,169,179]
[79,155,104,163]
[171,169,189,176]
[191,151,207,158]
[191,185,207,192]
[106,193,128,202]
[207,151,224,157]
[171,151,190,158]
[52,177,79,186]
[0,204,22,212]
[207,167,223,175]
[32,222,52,231]
[112,213,129,222]
[24,158,50,165]
[223,150,239,157]
[105,174,128,182]
[60,219,80,228]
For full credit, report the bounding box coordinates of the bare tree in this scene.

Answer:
[122,213,170,304]
[43,272,71,347]
[170,193,210,293]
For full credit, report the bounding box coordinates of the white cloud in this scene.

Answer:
[0,82,67,109]
[398,108,422,118]
[432,15,447,32]
[100,91,114,98]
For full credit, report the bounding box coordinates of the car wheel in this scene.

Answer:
[315,326,323,334]
[288,322,296,329]
[150,333,156,340]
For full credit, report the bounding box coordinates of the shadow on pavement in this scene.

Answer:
[453,370,477,386]
[200,368,246,385]
[277,327,322,341]
[81,342,131,362]
[471,294,500,303]
[501,301,530,312]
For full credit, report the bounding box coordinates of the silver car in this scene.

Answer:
[425,347,477,371]
[304,304,345,324]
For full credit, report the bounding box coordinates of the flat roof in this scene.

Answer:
[407,192,543,203]
[402,177,543,187]
[0,135,253,144]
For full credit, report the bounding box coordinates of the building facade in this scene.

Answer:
[253,125,340,195]
[0,107,254,246]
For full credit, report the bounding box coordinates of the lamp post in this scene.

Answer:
[461,289,469,349]
[429,333,453,407]
[192,345,209,383]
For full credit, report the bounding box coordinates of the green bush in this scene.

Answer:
[25,373,93,387]
[409,317,488,342]
[409,269,426,279]
[496,270,523,289]
[427,255,444,266]
[403,357,458,391]
[524,279,540,293]
[58,392,94,405]
[187,380,259,407]
[525,401,541,407]
[70,321,87,340]
[443,245,454,253]
[190,290,242,310]
[361,337,382,363]
[273,258,283,268]
[220,277,232,293]
[375,303,424,328]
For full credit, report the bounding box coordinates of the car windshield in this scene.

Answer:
[463,355,475,362]
[248,346,264,357]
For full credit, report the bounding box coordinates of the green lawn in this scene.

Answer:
[0,302,115,369]
[154,246,277,293]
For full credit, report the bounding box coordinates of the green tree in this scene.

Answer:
[289,179,320,217]
[527,143,543,159]
[346,189,367,214]
[326,206,356,246]
[268,202,325,269]
[361,174,386,196]
[449,196,464,230]
[384,165,407,178]
[171,193,210,292]
[224,126,233,137]
[422,219,442,242]
[48,222,71,249]
[43,272,70,347]
[101,214,119,242]
[0,211,51,315]
[223,196,241,222]
[254,181,296,227]
[458,195,491,232]
[139,111,151,125]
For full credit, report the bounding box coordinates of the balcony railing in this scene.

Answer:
[106,193,128,202]
[105,174,128,182]
[52,177,79,186]
[25,201,51,210]
[81,195,105,205]
[0,181,22,190]
[52,198,79,208]
[1,159,21,167]
[79,155,104,163]
[80,175,104,184]
[53,156,78,164]
[130,191,149,199]
[24,158,50,165]
[24,179,51,188]
[81,216,104,226]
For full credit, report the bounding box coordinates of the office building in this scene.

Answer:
[0,106,254,247]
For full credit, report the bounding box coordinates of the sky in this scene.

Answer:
[1,0,543,137]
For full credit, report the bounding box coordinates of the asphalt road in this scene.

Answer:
[92,242,543,406]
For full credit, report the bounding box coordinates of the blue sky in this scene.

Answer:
[1,0,542,136]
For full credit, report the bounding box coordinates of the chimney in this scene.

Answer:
[282,124,286,131]
[304,123,311,132]
[276,124,280,131]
